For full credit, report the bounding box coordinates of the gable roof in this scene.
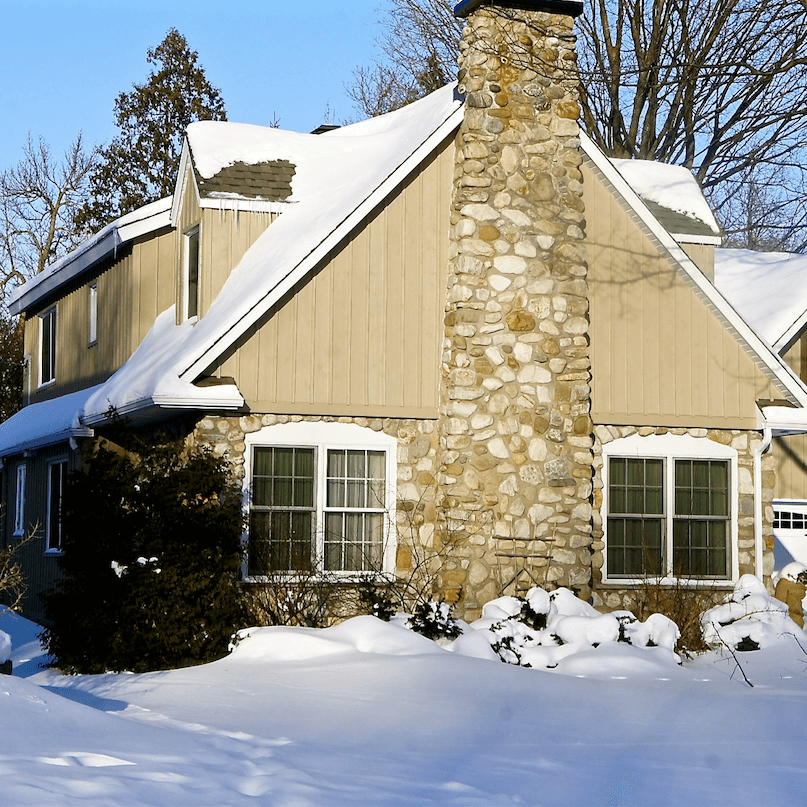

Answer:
[82,84,465,423]
[581,131,807,411]
[714,248,807,352]
[7,82,807,445]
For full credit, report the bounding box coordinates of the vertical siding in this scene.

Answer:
[680,242,715,281]
[2,442,77,621]
[584,160,777,428]
[774,434,807,501]
[213,136,454,417]
[26,227,176,404]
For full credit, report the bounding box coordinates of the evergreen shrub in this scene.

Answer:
[42,434,245,673]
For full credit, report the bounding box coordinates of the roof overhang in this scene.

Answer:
[10,198,173,316]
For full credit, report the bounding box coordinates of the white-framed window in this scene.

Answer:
[183,225,200,321]
[13,463,26,537]
[40,307,56,386]
[602,434,738,582]
[46,459,67,553]
[89,283,98,345]
[772,499,807,567]
[243,422,397,577]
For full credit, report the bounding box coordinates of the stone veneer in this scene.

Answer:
[436,3,594,618]
[591,425,776,611]
[189,413,452,596]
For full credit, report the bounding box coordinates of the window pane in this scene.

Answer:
[609,458,663,516]
[249,446,315,573]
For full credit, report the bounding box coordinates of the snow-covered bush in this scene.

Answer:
[406,600,461,641]
[474,587,680,669]
[701,574,806,651]
[42,433,246,673]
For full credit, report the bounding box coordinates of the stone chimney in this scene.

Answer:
[437,0,593,616]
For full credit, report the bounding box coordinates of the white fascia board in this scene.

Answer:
[81,391,244,428]
[774,310,807,354]
[581,130,807,410]
[0,426,95,459]
[670,232,723,246]
[179,103,465,383]
[171,139,193,227]
[760,405,807,436]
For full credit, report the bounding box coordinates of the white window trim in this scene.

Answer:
[89,283,98,346]
[182,225,200,322]
[45,458,67,555]
[39,307,56,387]
[243,421,397,580]
[601,433,739,584]
[13,463,26,537]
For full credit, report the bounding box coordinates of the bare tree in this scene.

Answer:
[349,0,807,250]
[0,133,95,298]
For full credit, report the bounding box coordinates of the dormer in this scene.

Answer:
[610,158,722,281]
[170,123,297,323]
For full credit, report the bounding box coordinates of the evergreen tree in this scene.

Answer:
[75,29,226,234]
[42,432,246,674]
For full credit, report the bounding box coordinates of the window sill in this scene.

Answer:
[44,548,64,557]
[37,379,56,390]
[597,577,734,589]
[244,570,391,585]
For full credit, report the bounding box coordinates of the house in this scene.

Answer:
[3,0,807,623]
[711,249,807,568]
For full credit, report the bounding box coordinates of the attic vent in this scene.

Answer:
[195,160,296,202]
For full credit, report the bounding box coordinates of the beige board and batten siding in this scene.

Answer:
[25,228,175,404]
[583,160,779,428]
[773,434,807,500]
[176,165,279,322]
[211,137,454,418]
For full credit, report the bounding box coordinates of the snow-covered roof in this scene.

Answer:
[164,82,464,394]
[0,385,98,458]
[714,248,807,351]
[611,158,721,243]
[9,197,173,317]
[81,307,244,425]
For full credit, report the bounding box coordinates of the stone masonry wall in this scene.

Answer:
[189,413,455,601]
[437,5,594,618]
[591,425,776,611]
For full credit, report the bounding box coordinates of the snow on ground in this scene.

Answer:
[3,601,807,806]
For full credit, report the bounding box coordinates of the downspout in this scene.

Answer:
[754,422,772,586]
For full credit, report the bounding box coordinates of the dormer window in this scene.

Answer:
[184,226,200,320]
[40,307,56,386]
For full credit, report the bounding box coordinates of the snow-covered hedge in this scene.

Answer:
[464,587,680,669]
[701,574,807,651]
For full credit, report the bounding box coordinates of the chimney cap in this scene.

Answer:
[454,0,584,18]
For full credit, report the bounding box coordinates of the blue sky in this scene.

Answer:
[0,0,392,170]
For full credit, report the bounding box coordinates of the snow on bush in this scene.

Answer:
[701,574,807,651]
[470,587,680,669]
